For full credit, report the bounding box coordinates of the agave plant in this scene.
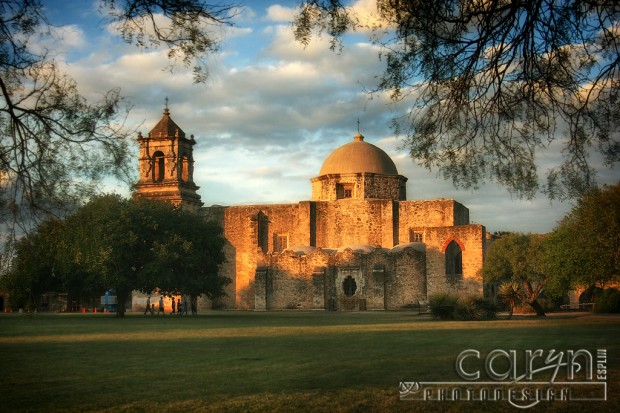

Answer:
[497,281,525,319]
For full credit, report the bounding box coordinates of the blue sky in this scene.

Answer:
[36,0,619,234]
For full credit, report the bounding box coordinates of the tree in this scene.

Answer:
[0,218,65,310]
[132,198,229,302]
[294,1,620,200]
[100,0,239,83]
[0,0,237,237]
[544,182,620,295]
[58,195,229,316]
[4,195,229,316]
[483,233,548,315]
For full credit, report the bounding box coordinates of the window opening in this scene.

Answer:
[343,276,357,297]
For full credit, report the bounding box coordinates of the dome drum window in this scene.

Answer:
[337,184,353,199]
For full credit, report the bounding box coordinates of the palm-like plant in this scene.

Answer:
[497,281,525,320]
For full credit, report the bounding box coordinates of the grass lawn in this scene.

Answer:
[0,311,618,412]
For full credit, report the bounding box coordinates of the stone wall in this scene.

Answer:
[362,173,407,201]
[205,202,315,308]
[422,224,486,297]
[314,199,398,248]
[386,245,427,309]
[311,174,360,201]
[398,199,468,230]
[254,245,427,310]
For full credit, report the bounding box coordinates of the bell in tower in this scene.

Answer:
[134,104,203,211]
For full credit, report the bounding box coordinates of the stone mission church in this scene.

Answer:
[135,107,487,310]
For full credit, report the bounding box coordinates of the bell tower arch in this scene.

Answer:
[135,105,203,211]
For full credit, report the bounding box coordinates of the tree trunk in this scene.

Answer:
[507,306,514,320]
[116,288,128,318]
[521,278,545,316]
[527,299,546,316]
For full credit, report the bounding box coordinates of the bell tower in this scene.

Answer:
[134,105,203,211]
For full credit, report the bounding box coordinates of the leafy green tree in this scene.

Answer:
[483,233,548,316]
[544,183,620,295]
[133,200,229,302]
[294,1,619,200]
[0,219,65,310]
[6,195,229,316]
[59,195,229,316]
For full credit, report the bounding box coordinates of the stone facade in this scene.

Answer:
[254,244,427,311]
[136,110,487,311]
[205,198,485,309]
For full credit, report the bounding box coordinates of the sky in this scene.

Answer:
[37,0,619,234]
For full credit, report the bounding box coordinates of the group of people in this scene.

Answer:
[144,295,197,316]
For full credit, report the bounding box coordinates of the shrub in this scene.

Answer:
[429,293,497,321]
[429,293,459,320]
[455,296,497,321]
[594,288,620,313]
[471,297,497,320]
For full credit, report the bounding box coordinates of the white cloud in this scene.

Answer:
[266,4,297,22]
[26,24,87,61]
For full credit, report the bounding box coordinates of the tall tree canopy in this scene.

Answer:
[294,0,620,200]
[0,0,236,237]
[544,182,620,295]
[1,195,229,316]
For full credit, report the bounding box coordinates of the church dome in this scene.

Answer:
[319,133,398,175]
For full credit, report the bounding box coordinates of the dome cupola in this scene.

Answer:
[311,132,407,202]
[318,132,399,176]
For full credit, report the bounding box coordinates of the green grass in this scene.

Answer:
[0,311,618,412]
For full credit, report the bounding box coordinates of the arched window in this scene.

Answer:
[152,151,165,182]
[445,240,463,286]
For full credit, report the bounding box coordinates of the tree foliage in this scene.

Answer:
[294,0,620,200]
[1,195,229,316]
[0,218,65,310]
[544,182,620,294]
[0,0,237,240]
[483,232,548,315]
[0,0,132,234]
[100,0,238,83]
